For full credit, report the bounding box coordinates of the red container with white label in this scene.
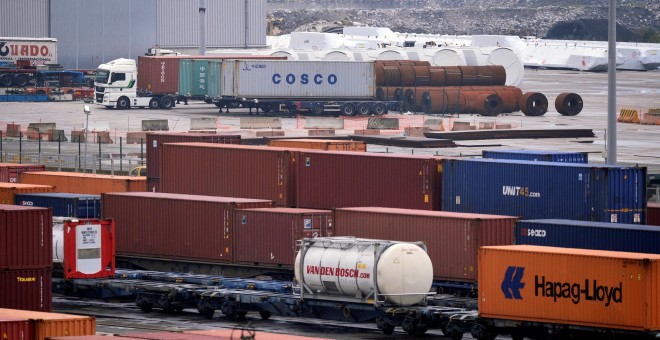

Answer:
[53,218,115,279]
[0,163,45,183]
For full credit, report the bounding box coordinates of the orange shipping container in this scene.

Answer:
[478,245,660,331]
[267,139,366,152]
[19,172,146,194]
[0,183,54,204]
[0,308,95,340]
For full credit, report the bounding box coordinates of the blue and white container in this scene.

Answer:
[15,193,101,218]
[516,219,660,253]
[441,158,646,224]
[482,149,588,163]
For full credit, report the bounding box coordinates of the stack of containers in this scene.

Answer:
[15,193,101,218]
[482,149,589,163]
[0,183,54,204]
[266,139,367,152]
[146,132,241,192]
[442,158,647,224]
[0,205,53,311]
[0,309,95,339]
[19,172,146,194]
[333,207,517,284]
[0,163,45,183]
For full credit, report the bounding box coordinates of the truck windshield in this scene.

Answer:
[95,70,110,84]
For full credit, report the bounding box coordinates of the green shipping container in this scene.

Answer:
[178,59,223,98]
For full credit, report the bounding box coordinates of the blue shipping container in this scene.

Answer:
[15,193,101,218]
[482,149,588,163]
[441,158,646,224]
[516,219,660,253]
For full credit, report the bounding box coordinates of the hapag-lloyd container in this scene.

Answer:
[334,207,516,282]
[101,192,273,262]
[296,151,442,210]
[482,149,588,163]
[0,308,95,340]
[515,219,660,253]
[179,59,223,97]
[479,245,660,331]
[0,317,32,340]
[0,183,54,204]
[0,163,45,183]
[221,60,376,99]
[15,193,101,218]
[267,139,367,152]
[649,202,660,226]
[0,204,52,269]
[234,208,333,267]
[160,143,296,206]
[0,268,52,312]
[146,132,241,183]
[442,158,646,224]
[19,172,146,194]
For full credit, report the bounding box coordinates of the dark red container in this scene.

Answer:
[234,208,333,267]
[0,267,52,312]
[0,163,45,183]
[101,192,273,263]
[296,151,442,210]
[649,202,660,226]
[160,143,297,207]
[333,207,517,282]
[0,317,32,340]
[137,55,287,94]
[0,205,52,269]
[146,132,241,186]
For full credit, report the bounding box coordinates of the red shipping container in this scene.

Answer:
[137,55,286,94]
[160,143,297,207]
[296,151,442,210]
[0,317,32,340]
[101,192,273,263]
[0,205,52,269]
[60,219,116,279]
[0,163,45,183]
[234,208,333,267]
[648,202,660,226]
[333,207,517,282]
[146,132,241,184]
[0,267,52,312]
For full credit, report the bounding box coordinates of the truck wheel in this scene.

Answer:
[0,75,12,87]
[15,74,29,87]
[373,102,388,115]
[357,103,371,115]
[340,103,356,116]
[116,96,131,110]
[149,98,160,109]
[159,96,174,109]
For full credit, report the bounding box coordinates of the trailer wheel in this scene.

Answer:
[0,75,12,87]
[259,311,272,320]
[357,103,371,115]
[149,98,160,109]
[159,95,175,109]
[376,317,395,335]
[14,74,29,87]
[116,96,131,110]
[373,102,388,115]
[340,103,356,116]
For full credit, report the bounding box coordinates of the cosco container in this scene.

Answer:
[0,308,95,340]
[19,171,146,194]
[0,205,52,269]
[146,132,241,186]
[267,139,366,152]
[516,219,660,253]
[442,158,646,224]
[0,317,32,340]
[0,163,45,183]
[297,151,441,210]
[482,149,588,163]
[160,143,296,206]
[102,192,273,263]
[221,60,375,99]
[0,183,54,204]
[234,208,333,267]
[179,59,223,98]
[479,245,660,331]
[0,268,52,312]
[15,193,101,218]
[649,202,660,226]
[334,207,516,283]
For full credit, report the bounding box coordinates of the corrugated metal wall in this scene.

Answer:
[0,0,49,37]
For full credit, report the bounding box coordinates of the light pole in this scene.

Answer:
[83,104,91,171]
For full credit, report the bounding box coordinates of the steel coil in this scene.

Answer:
[519,92,548,116]
[555,93,584,116]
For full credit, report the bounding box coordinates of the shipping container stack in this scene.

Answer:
[0,182,54,204]
[482,149,589,163]
[0,308,95,340]
[0,205,53,312]
[0,162,46,183]
[19,171,146,195]
[15,192,102,218]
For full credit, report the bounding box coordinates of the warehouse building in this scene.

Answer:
[0,0,266,69]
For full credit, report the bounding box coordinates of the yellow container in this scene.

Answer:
[0,183,54,204]
[0,308,95,340]
[267,139,366,152]
[19,171,146,194]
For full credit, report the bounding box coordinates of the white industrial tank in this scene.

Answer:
[52,217,66,263]
[295,237,433,306]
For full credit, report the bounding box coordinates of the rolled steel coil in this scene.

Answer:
[376,86,404,101]
[412,66,431,86]
[403,87,417,111]
[459,66,479,86]
[429,67,447,86]
[413,60,431,67]
[399,65,416,86]
[488,65,507,85]
[555,93,584,116]
[472,93,504,116]
[375,65,386,86]
[519,92,549,116]
[444,66,463,86]
[420,89,446,114]
[382,66,401,86]
[443,87,469,113]
[474,66,493,86]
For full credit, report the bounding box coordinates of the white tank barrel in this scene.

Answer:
[295,237,433,306]
[52,217,66,263]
